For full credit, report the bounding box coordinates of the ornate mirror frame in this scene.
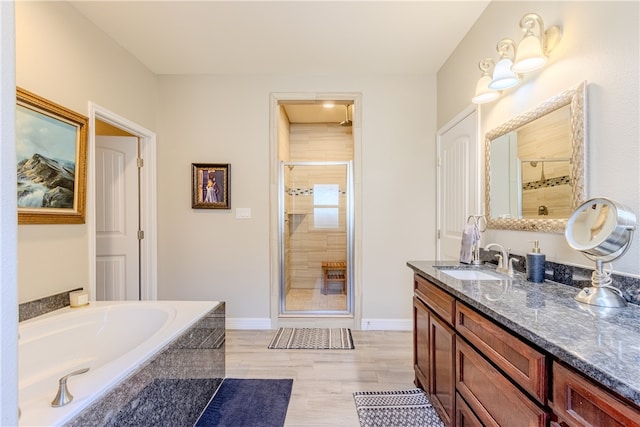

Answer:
[485,81,587,233]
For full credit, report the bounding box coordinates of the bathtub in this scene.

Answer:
[18,300,220,427]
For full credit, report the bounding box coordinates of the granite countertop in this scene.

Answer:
[407,260,640,407]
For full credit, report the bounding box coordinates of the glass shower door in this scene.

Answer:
[281,162,352,314]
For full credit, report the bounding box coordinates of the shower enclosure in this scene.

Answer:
[280,161,353,315]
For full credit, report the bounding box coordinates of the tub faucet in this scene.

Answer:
[485,243,515,276]
[51,367,90,408]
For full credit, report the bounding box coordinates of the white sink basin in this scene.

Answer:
[440,270,501,281]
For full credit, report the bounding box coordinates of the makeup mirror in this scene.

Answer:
[485,81,586,232]
[565,197,636,307]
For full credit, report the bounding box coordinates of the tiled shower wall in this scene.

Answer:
[285,123,353,290]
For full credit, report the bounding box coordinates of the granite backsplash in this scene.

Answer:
[481,248,640,306]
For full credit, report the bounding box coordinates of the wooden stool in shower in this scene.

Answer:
[322,261,347,295]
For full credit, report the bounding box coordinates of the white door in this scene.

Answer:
[437,109,479,260]
[95,136,140,300]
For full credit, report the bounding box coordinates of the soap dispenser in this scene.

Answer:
[526,240,546,283]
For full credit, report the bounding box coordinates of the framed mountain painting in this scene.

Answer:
[16,87,88,224]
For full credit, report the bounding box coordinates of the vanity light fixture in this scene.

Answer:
[471,59,500,104]
[471,13,561,104]
[322,102,335,108]
[511,13,562,74]
[489,39,520,90]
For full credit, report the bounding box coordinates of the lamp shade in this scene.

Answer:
[489,58,520,90]
[512,34,547,73]
[472,75,500,104]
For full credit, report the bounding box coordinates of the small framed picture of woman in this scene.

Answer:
[191,163,230,209]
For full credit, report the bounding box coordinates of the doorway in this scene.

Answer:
[87,103,158,301]
[270,93,362,329]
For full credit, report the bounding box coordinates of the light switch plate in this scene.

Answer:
[235,208,251,219]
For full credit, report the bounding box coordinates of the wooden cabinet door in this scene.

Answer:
[430,312,456,426]
[551,362,640,427]
[413,296,430,391]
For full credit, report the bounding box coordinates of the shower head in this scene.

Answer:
[339,104,352,127]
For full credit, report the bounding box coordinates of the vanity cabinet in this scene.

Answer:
[409,264,640,427]
[414,273,547,426]
[413,274,456,425]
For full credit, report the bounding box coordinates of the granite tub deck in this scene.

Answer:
[407,261,640,407]
[66,302,225,427]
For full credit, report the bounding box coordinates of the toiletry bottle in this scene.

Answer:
[526,240,546,283]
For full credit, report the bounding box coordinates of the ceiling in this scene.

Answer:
[282,101,353,124]
[68,0,490,122]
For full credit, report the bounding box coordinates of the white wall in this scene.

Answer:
[438,1,640,276]
[15,2,158,302]
[1,2,18,424]
[156,74,436,322]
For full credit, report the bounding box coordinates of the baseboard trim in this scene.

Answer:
[361,318,412,331]
[226,317,272,330]
[226,317,412,331]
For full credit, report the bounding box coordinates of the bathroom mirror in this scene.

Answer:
[485,81,586,232]
[565,197,636,307]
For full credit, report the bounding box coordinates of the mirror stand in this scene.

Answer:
[575,257,630,308]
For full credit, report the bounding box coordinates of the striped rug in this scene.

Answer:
[353,389,444,427]
[268,327,355,350]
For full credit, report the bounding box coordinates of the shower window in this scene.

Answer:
[313,184,340,229]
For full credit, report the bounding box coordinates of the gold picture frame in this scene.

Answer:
[192,163,230,209]
[17,87,88,224]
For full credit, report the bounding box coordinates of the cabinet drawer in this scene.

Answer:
[456,337,548,427]
[414,274,455,325]
[456,393,483,427]
[551,362,640,427]
[456,302,547,404]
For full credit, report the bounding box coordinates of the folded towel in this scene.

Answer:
[459,223,481,264]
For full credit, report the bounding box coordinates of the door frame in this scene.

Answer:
[436,105,481,260]
[87,103,158,300]
[269,92,362,329]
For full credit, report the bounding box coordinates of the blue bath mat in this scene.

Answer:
[194,378,293,427]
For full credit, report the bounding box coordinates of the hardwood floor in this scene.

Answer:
[225,329,415,426]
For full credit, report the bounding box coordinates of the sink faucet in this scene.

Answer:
[485,243,515,276]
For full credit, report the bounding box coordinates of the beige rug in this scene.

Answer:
[268,327,354,349]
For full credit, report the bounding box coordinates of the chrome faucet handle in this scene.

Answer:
[494,253,504,269]
[51,367,90,407]
[485,243,507,269]
[507,257,517,276]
